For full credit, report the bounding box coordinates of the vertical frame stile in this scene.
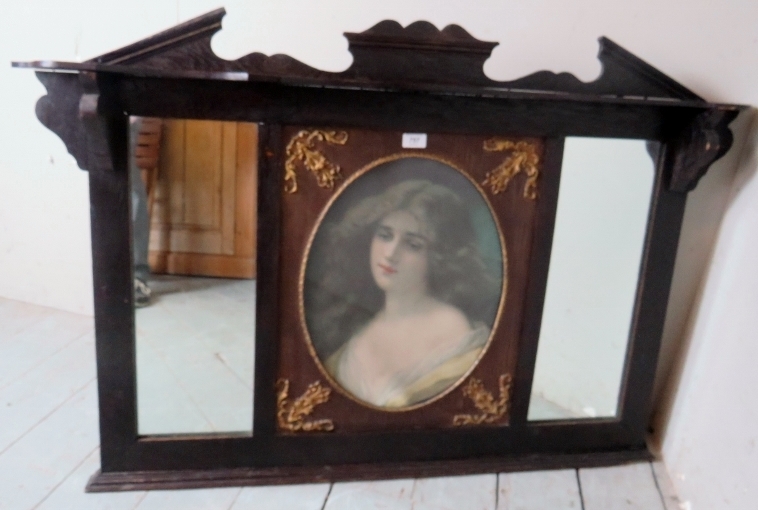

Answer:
[509,138,565,424]
[86,106,138,472]
[616,143,687,439]
[253,123,284,437]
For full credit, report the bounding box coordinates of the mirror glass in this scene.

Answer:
[302,157,504,409]
[528,137,656,421]
[130,117,258,435]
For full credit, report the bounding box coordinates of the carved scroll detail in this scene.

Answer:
[276,379,335,432]
[284,130,348,194]
[453,374,512,426]
[483,139,540,199]
[668,108,740,193]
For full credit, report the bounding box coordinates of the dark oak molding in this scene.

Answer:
[25,8,743,184]
[86,449,652,492]
[17,8,716,99]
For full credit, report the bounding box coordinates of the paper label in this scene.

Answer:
[402,133,427,149]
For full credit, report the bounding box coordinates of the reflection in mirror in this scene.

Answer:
[130,117,258,435]
[528,137,656,421]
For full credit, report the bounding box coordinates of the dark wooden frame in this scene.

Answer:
[14,8,744,491]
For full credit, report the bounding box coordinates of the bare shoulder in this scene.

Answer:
[426,301,471,339]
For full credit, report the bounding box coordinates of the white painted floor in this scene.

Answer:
[0,294,683,509]
[135,275,255,435]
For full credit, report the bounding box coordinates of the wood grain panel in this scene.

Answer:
[148,120,257,278]
[221,122,237,255]
[235,123,258,261]
[149,253,255,278]
[184,119,222,229]
[277,126,539,433]
[163,119,185,227]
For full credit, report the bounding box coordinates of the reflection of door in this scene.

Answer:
[148,120,258,279]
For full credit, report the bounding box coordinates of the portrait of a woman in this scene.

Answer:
[304,158,503,408]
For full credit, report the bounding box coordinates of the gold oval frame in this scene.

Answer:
[297,152,509,413]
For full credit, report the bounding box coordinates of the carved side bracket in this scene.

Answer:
[35,72,90,171]
[77,72,119,175]
[668,108,740,193]
[34,71,124,175]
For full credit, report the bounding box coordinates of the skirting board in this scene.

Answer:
[86,448,653,492]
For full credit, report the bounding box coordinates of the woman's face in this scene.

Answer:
[370,209,431,295]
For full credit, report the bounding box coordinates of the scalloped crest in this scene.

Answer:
[74,8,700,99]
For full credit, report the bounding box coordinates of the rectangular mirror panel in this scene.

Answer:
[528,137,656,421]
[131,117,258,435]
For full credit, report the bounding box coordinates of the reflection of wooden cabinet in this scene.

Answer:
[148,120,258,279]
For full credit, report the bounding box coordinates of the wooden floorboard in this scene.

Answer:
[412,474,497,510]
[33,449,147,510]
[0,298,58,340]
[0,308,92,391]
[651,461,682,510]
[0,381,99,510]
[579,463,666,510]
[133,487,242,510]
[497,469,582,510]
[324,479,416,510]
[231,483,331,510]
[0,331,96,454]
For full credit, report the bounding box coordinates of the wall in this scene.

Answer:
[1,1,756,508]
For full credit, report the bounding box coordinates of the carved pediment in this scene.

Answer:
[19,8,703,99]
[14,7,743,190]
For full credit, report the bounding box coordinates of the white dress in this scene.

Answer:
[326,324,490,408]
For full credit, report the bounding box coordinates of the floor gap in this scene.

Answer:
[576,469,586,510]
[320,483,334,510]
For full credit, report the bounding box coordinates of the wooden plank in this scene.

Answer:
[497,469,581,510]
[0,331,96,454]
[324,479,415,510]
[164,227,223,255]
[580,462,665,510]
[413,474,497,510]
[184,119,222,229]
[234,122,258,263]
[35,449,147,510]
[0,381,99,510]
[325,475,496,510]
[0,297,57,340]
[149,120,256,277]
[232,483,331,510]
[651,461,682,510]
[149,252,255,278]
[160,118,186,228]
[134,487,242,510]
[220,121,237,255]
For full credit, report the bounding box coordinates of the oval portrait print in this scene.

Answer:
[302,156,506,410]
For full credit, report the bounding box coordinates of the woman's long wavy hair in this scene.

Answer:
[305,179,501,359]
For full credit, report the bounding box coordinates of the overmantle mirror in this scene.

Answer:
[13,8,744,491]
